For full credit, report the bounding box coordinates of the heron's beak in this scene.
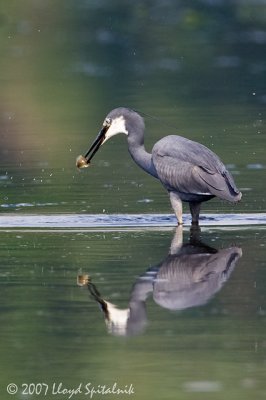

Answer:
[76,123,111,169]
[84,124,109,163]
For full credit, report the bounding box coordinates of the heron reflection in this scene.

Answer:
[77,227,242,336]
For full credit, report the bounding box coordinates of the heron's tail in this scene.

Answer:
[223,170,242,202]
[232,190,242,202]
[197,167,242,203]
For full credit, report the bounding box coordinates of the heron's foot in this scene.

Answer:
[191,220,199,226]
[190,223,201,233]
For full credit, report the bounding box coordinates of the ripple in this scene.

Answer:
[0,202,60,209]
[0,213,265,229]
[246,163,265,170]
[183,380,222,393]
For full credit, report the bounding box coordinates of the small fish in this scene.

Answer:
[77,274,90,286]
[76,155,90,169]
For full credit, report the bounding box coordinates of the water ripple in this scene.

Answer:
[0,213,265,229]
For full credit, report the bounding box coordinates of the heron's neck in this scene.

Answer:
[127,140,158,178]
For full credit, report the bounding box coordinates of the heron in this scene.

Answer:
[76,107,242,225]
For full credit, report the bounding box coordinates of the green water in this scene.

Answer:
[0,227,266,400]
[0,1,265,215]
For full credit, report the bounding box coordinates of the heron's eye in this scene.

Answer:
[103,118,111,127]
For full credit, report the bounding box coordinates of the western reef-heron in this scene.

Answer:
[76,107,242,225]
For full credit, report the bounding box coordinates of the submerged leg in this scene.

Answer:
[189,225,201,244]
[189,202,201,225]
[169,192,183,225]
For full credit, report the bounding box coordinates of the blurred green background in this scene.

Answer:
[0,0,265,215]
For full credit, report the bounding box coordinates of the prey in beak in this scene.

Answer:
[76,115,127,169]
[76,118,111,169]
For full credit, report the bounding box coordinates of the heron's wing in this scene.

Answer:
[152,153,240,200]
[152,153,210,194]
[154,247,241,310]
[152,136,241,199]
[153,135,225,169]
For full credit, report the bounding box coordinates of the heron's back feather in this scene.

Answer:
[152,135,242,202]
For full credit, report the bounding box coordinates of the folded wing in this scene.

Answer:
[152,135,241,202]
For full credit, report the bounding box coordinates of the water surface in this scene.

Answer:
[0,226,266,399]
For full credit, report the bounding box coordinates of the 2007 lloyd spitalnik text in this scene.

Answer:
[8,381,135,398]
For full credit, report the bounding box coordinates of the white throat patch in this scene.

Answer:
[103,116,128,144]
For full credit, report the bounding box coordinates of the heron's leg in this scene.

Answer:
[189,202,201,225]
[169,192,183,225]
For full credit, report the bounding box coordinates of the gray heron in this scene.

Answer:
[77,107,242,225]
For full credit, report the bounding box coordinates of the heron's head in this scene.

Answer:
[76,108,144,168]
